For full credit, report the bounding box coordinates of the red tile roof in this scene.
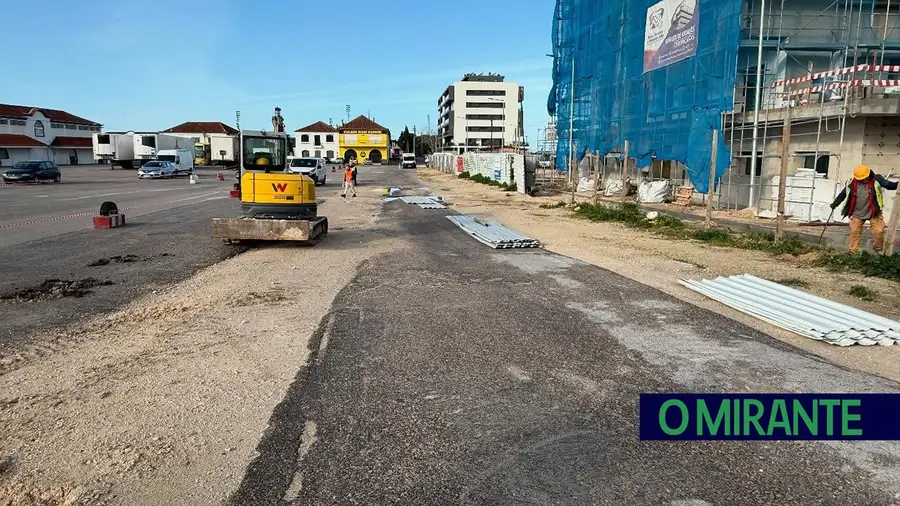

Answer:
[0,104,99,126]
[163,121,238,135]
[338,115,388,133]
[295,121,338,133]
[0,134,46,147]
[51,136,93,148]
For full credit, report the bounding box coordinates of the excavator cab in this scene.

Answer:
[237,130,318,219]
[212,129,328,243]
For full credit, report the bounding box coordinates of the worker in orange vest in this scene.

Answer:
[341,165,356,198]
[830,164,898,253]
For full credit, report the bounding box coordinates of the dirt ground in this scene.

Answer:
[420,168,900,384]
[0,189,408,505]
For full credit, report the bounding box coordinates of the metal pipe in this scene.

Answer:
[748,0,767,210]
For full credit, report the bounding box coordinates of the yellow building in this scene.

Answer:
[338,115,390,164]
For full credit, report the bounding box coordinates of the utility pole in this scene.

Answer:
[568,55,576,186]
[706,129,719,228]
[413,126,417,156]
[776,100,792,242]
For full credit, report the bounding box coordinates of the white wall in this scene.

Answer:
[294,131,338,158]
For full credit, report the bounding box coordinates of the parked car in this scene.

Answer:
[2,160,61,183]
[137,161,177,179]
[289,157,326,185]
[400,153,417,169]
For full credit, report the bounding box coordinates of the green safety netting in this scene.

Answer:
[548,0,742,193]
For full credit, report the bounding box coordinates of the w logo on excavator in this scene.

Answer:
[271,183,288,192]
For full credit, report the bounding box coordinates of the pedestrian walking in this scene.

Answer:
[341,165,356,198]
[829,164,898,253]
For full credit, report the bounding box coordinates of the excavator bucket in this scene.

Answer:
[212,216,328,244]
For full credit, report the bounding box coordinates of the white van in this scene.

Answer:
[156,148,195,176]
[400,153,417,169]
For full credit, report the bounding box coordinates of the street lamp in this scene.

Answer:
[455,114,469,154]
[485,97,504,152]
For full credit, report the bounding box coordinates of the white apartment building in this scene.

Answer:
[294,121,339,159]
[0,103,101,167]
[438,73,524,153]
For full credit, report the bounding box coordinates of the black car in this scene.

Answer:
[2,161,61,184]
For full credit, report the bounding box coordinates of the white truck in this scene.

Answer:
[133,133,195,164]
[93,132,137,169]
[156,148,195,175]
[209,135,239,166]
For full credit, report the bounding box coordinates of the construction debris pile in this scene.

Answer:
[680,274,900,347]
[447,215,541,249]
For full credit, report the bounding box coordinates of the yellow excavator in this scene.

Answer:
[211,128,328,244]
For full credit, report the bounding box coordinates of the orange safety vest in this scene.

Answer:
[344,169,353,182]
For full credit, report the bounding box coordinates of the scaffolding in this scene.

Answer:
[717,0,900,222]
[550,0,900,223]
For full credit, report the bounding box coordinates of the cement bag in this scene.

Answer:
[604,178,624,197]
[577,177,598,193]
[637,180,669,203]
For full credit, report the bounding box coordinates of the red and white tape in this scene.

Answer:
[771,64,900,88]
[0,191,228,230]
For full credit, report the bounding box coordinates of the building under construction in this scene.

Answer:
[549,0,900,221]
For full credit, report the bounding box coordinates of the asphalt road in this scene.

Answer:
[0,162,388,349]
[230,193,900,505]
[0,165,236,248]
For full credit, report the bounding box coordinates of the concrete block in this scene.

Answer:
[93,214,126,229]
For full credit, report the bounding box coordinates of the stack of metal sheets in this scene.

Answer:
[446,215,541,249]
[679,274,900,347]
[381,196,447,209]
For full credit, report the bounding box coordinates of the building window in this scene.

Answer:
[301,134,309,142]
[301,150,310,157]
[314,135,321,146]
[10,119,26,126]
[465,90,506,96]
[326,150,334,158]
[0,148,8,159]
[798,152,830,177]
[315,150,321,157]
[742,151,762,176]
[466,126,505,132]
[0,119,7,125]
[65,124,77,130]
[50,122,64,129]
[466,114,505,121]
[326,134,334,143]
[91,126,101,132]
[465,102,504,109]
[34,120,45,137]
[78,125,90,130]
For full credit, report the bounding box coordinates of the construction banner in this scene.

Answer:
[643,0,698,73]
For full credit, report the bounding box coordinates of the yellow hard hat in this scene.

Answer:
[853,164,871,180]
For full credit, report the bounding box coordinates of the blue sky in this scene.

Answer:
[4,0,555,142]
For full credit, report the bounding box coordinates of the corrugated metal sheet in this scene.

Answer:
[447,215,541,249]
[679,274,900,347]
[418,202,447,209]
